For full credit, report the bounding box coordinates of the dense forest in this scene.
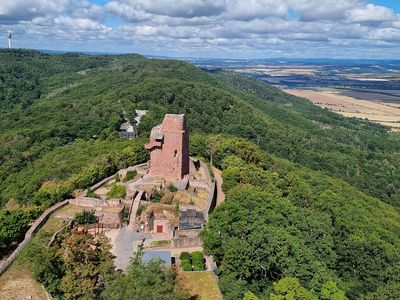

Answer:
[1,49,400,299]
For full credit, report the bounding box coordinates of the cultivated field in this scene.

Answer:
[285,89,400,131]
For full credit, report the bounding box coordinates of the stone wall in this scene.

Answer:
[172,229,202,248]
[0,200,69,275]
[95,210,123,225]
[88,174,115,192]
[69,197,121,208]
[203,181,217,221]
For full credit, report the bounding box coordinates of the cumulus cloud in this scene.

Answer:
[346,4,396,23]
[106,0,226,21]
[224,0,288,21]
[1,0,400,58]
[289,0,360,21]
[0,0,70,24]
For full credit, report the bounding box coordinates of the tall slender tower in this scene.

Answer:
[8,32,12,49]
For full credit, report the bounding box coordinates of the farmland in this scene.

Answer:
[285,89,400,131]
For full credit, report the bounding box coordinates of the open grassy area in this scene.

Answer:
[0,261,48,300]
[179,272,222,300]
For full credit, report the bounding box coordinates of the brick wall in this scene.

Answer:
[146,114,189,181]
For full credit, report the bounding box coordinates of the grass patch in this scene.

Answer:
[150,240,171,247]
[179,272,222,300]
[125,170,137,182]
[107,184,126,199]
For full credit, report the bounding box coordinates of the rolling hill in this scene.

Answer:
[1,49,400,299]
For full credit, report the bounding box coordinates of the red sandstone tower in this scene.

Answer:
[145,114,189,181]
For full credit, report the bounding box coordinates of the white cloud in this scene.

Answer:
[369,27,400,42]
[54,16,109,31]
[346,4,396,23]
[224,0,288,21]
[0,0,70,24]
[288,0,360,21]
[106,0,226,21]
[2,0,400,58]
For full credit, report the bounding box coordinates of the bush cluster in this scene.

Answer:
[74,210,98,225]
[125,170,137,181]
[106,185,127,199]
[179,251,205,272]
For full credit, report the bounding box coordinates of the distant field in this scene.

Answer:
[285,89,400,132]
[339,89,400,104]
[239,66,319,76]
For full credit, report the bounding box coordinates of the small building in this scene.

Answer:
[147,205,178,236]
[179,208,205,230]
[118,120,138,139]
[118,131,137,139]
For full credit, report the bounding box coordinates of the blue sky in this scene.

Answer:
[371,0,400,12]
[1,0,400,59]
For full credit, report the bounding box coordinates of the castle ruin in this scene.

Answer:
[145,114,189,181]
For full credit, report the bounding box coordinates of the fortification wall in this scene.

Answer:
[203,181,217,221]
[69,197,121,208]
[0,200,69,275]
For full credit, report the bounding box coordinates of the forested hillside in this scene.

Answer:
[1,49,400,299]
[1,49,399,207]
[195,134,400,299]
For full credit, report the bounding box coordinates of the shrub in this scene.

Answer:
[181,259,192,271]
[136,204,146,216]
[151,240,171,247]
[115,173,120,182]
[152,191,163,203]
[179,252,191,260]
[122,207,130,223]
[191,251,205,271]
[74,210,98,224]
[168,183,178,192]
[86,190,98,198]
[125,170,137,181]
[107,185,126,199]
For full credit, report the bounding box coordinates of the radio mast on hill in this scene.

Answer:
[8,32,12,49]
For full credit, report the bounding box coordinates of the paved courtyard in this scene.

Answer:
[106,227,153,271]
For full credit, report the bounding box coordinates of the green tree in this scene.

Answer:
[320,281,347,300]
[102,255,189,300]
[270,277,317,300]
[58,233,116,300]
[243,291,259,300]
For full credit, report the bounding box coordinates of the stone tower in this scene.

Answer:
[145,114,189,181]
